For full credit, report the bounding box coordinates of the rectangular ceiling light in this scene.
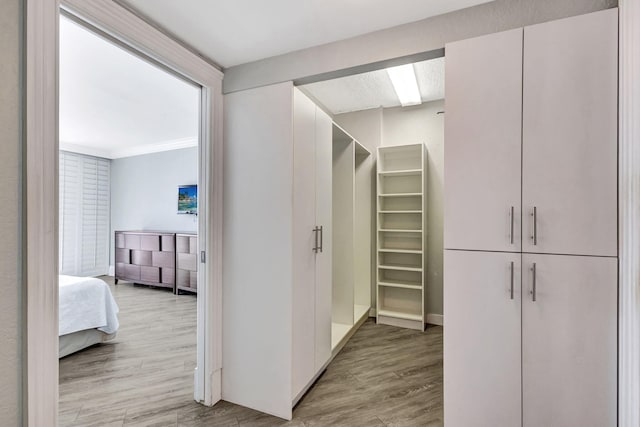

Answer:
[386,64,422,107]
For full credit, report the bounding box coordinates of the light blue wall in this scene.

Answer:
[110,147,198,267]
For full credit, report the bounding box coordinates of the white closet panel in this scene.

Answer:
[522,254,617,427]
[522,9,618,257]
[444,250,522,427]
[59,151,110,277]
[444,28,523,253]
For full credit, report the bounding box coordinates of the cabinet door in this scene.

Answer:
[444,250,522,427]
[444,28,523,252]
[314,107,333,372]
[292,88,318,397]
[522,10,618,256]
[522,254,617,427]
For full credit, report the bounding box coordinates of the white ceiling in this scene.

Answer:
[59,16,200,159]
[120,0,493,67]
[302,57,445,115]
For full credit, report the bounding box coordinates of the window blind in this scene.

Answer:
[59,151,111,277]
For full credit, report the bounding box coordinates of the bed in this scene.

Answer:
[59,275,120,358]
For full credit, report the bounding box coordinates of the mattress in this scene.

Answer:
[59,275,120,357]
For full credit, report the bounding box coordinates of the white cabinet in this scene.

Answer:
[522,9,618,257]
[444,28,523,253]
[292,89,333,399]
[223,83,333,419]
[444,250,522,427]
[444,9,618,427]
[522,254,617,427]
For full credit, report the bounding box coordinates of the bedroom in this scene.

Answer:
[57,13,203,423]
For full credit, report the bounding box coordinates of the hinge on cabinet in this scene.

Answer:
[201,251,206,263]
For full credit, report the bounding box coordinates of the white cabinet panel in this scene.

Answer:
[522,9,618,257]
[444,28,523,253]
[314,107,333,372]
[292,89,319,397]
[444,250,522,427]
[522,254,617,427]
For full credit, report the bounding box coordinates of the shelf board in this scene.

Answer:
[379,229,422,233]
[378,193,422,197]
[378,281,422,290]
[378,309,423,322]
[379,169,422,177]
[378,248,422,254]
[378,264,422,272]
[379,210,422,214]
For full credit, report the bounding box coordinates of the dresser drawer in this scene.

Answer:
[123,264,140,281]
[141,235,160,251]
[115,248,130,264]
[178,252,198,272]
[177,269,190,287]
[152,251,175,268]
[190,271,198,289]
[124,233,141,250]
[131,250,152,266]
[115,232,125,249]
[161,235,175,252]
[141,266,160,283]
[161,268,175,285]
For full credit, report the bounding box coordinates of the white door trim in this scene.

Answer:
[25,0,224,423]
[618,2,640,426]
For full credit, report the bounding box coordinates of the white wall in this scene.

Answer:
[223,0,616,93]
[110,147,198,266]
[0,0,22,422]
[335,100,445,316]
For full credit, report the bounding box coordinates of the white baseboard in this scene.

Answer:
[108,265,115,276]
[426,313,444,326]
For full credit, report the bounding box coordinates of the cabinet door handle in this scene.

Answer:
[319,225,323,253]
[531,263,537,302]
[312,226,319,253]
[510,261,514,300]
[509,206,514,245]
[531,206,538,245]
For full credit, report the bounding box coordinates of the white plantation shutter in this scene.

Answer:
[59,151,111,277]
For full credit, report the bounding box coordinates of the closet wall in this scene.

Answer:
[334,100,445,319]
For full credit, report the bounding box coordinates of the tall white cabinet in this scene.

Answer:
[444,9,618,427]
[224,83,373,420]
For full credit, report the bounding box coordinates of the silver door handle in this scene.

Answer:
[509,206,514,245]
[531,206,538,245]
[531,263,537,302]
[312,226,320,253]
[509,261,514,300]
[319,226,323,253]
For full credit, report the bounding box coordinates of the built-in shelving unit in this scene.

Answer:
[376,143,426,331]
[332,124,373,351]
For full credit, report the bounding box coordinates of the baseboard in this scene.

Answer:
[426,313,444,326]
[108,265,115,276]
[369,307,376,317]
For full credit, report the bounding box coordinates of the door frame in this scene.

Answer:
[24,0,224,424]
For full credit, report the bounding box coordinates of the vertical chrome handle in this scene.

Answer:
[531,263,537,302]
[312,226,319,253]
[509,206,514,245]
[531,206,538,245]
[319,226,323,253]
[509,261,514,300]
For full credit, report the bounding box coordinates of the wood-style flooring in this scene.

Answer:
[59,277,443,426]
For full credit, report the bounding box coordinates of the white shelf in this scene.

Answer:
[379,264,422,272]
[378,308,423,322]
[378,248,422,254]
[379,210,422,214]
[378,193,422,197]
[379,229,422,233]
[378,281,422,290]
[379,169,422,177]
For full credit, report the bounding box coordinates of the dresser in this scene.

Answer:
[176,233,198,294]
[115,230,184,293]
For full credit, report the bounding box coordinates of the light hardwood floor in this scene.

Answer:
[59,277,443,426]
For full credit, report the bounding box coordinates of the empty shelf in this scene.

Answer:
[378,264,422,272]
[379,193,422,197]
[379,210,423,214]
[378,309,423,322]
[378,248,422,254]
[378,169,422,177]
[378,281,422,290]
[379,229,422,233]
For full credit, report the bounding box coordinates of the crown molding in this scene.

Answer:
[60,137,198,159]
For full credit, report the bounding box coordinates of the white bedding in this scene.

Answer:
[59,275,120,336]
